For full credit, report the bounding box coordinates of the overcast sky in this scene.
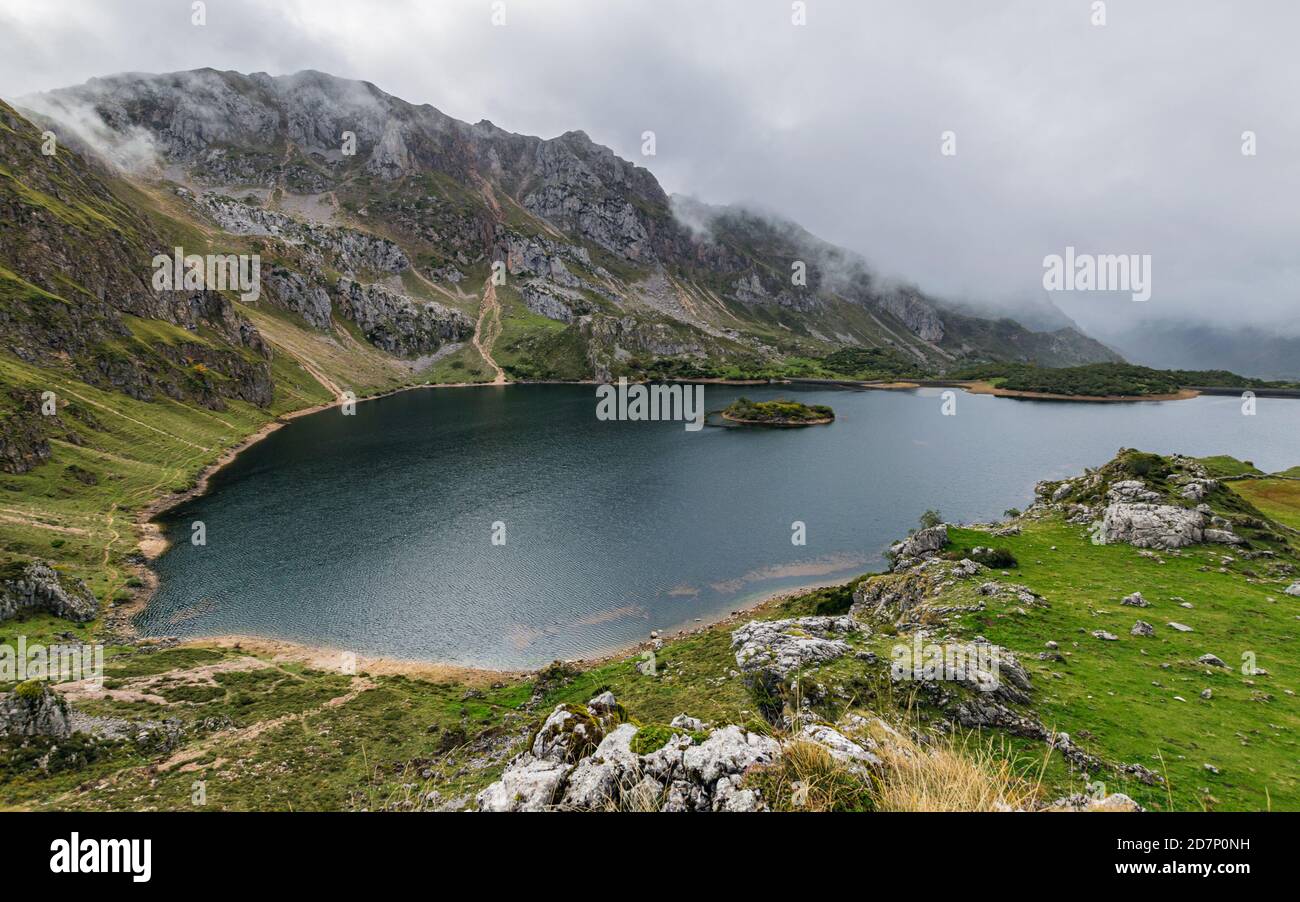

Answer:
[1,0,1296,336]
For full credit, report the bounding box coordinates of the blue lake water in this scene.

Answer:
[137,384,1300,668]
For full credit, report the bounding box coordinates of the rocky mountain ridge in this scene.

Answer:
[14,68,1119,383]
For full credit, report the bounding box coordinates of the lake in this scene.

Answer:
[137,384,1300,668]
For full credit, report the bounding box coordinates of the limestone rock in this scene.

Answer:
[730,616,855,682]
[475,755,570,812]
[0,681,72,738]
[1044,792,1143,812]
[889,525,948,568]
[1,561,98,623]
[1100,502,1205,550]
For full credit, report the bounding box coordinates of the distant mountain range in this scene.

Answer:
[3,67,1118,402]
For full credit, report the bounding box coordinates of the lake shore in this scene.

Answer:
[132,580,848,682]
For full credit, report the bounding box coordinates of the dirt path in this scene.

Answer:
[292,351,347,401]
[473,278,507,385]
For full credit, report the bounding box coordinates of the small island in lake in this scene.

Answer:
[722,396,835,426]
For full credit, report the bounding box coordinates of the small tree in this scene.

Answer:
[918,509,943,529]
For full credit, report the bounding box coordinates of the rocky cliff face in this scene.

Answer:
[0,560,99,622]
[333,278,473,356]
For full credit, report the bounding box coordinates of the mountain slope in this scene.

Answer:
[18,68,1119,380]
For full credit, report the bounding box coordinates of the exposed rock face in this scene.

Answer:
[475,755,571,812]
[197,193,410,274]
[877,288,944,343]
[1099,502,1206,550]
[1181,479,1218,501]
[262,266,332,330]
[1108,480,1161,503]
[333,278,473,356]
[889,525,948,569]
[520,280,594,323]
[476,693,786,812]
[680,726,781,811]
[0,561,98,623]
[21,70,1122,379]
[0,682,72,738]
[1044,792,1143,813]
[797,723,880,773]
[0,101,274,410]
[852,559,992,627]
[731,616,857,683]
[0,403,53,474]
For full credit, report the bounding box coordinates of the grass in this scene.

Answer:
[939,514,1299,811]
[1228,477,1300,532]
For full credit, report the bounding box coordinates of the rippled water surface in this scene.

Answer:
[138,384,1300,668]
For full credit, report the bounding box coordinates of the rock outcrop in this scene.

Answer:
[0,681,72,738]
[1099,503,1207,550]
[0,561,98,623]
[888,525,948,570]
[730,616,857,682]
[476,693,784,812]
[333,278,473,356]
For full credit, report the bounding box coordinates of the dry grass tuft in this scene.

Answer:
[866,725,1044,812]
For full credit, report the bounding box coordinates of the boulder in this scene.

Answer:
[1131,621,1154,637]
[1168,622,1194,632]
[1107,480,1160,503]
[1099,502,1205,550]
[1283,582,1300,597]
[1197,653,1227,668]
[730,616,855,682]
[1044,792,1143,812]
[559,723,639,810]
[1120,592,1149,608]
[475,755,570,812]
[529,698,619,763]
[670,713,705,732]
[796,723,880,773]
[682,725,781,809]
[1202,528,1244,546]
[889,525,948,568]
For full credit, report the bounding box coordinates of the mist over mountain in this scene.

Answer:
[10,67,1117,382]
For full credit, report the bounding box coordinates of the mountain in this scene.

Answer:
[9,68,1117,389]
[1092,321,1300,381]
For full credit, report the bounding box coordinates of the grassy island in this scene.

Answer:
[722,396,835,425]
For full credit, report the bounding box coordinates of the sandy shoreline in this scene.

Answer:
[147,580,846,682]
